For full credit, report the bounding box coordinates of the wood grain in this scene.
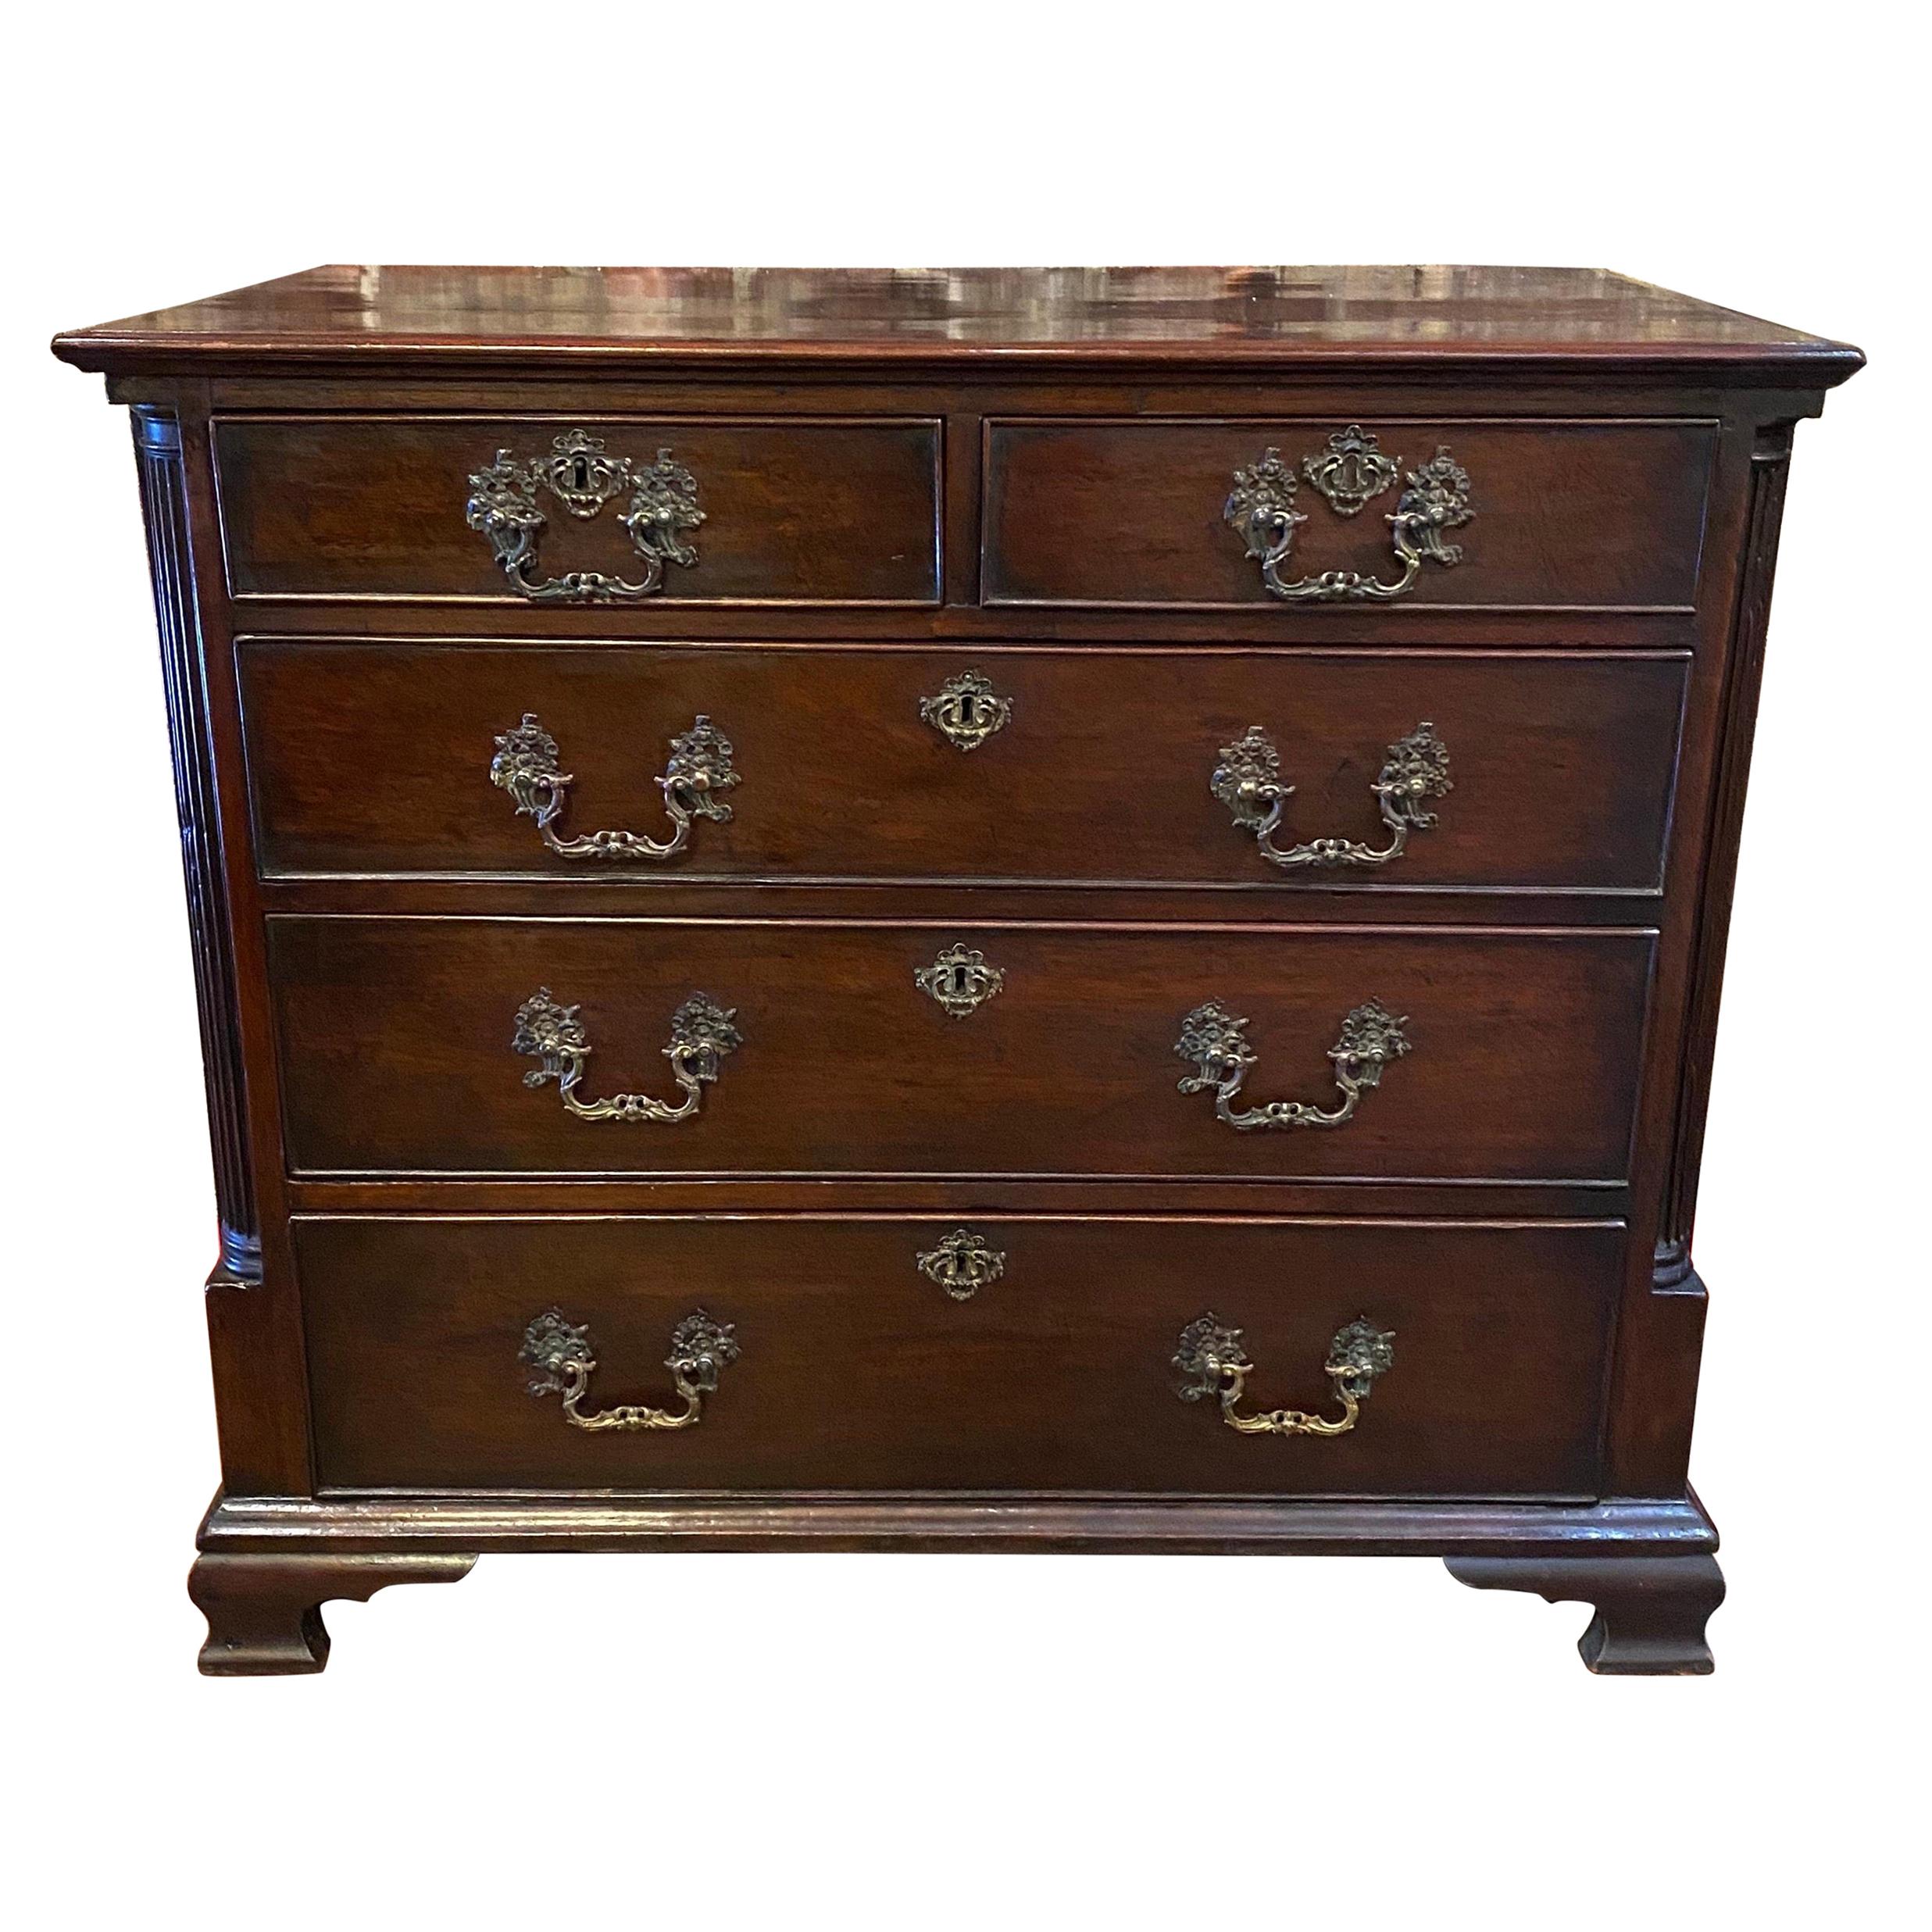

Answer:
[52,264,1862,388]
[266,916,1655,1182]
[214,415,941,603]
[237,640,1687,892]
[984,418,1717,609]
[295,1214,1622,1495]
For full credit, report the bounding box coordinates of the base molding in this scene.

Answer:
[201,1488,1716,1558]
[1445,1552,1726,1674]
[194,1491,1719,1674]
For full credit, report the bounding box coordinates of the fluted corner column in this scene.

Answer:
[1653,420,1795,1295]
[131,406,260,1284]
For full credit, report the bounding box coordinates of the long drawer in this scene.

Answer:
[296,1214,1621,1495]
[240,641,1687,892]
[983,416,1717,610]
[213,415,943,604]
[267,917,1653,1181]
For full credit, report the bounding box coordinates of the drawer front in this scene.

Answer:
[297,1214,1620,1495]
[269,918,1652,1181]
[241,641,1685,892]
[984,418,1716,610]
[214,416,942,604]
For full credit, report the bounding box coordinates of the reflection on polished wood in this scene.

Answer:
[53,263,1862,378]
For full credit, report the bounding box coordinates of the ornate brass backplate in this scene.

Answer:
[1210,720,1452,871]
[916,944,1006,1017]
[1173,1312,1395,1437]
[916,1227,1006,1300]
[1175,998,1410,1130]
[465,430,705,602]
[490,711,739,861]
[520,1307,739,1431]
[919,670,1012,752]
[1224,437,1473,602]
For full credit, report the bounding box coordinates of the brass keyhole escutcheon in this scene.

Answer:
[916,1229,1006,1301]
[919,670,1012,752]
[915,943,1006,1018]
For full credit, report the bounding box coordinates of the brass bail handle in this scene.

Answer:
[511,989,742,1124]
[1224,429,1473,604]
[1211,722,1452,872]
[490,712,740,862]
[520,1309,740,1431]
[466,430,705,603]
[1173,1313,1395,1437]
[1175,999,1411,1131]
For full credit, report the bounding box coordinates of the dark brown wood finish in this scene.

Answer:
[52,264,1859,386]
[54,266,1860,1673]
[983,418,1718,610]
[1446,1552,1727,1675]
[295,1215,1620,1496]
[1653,422,1796,1292]
[131,407,259,1282]
[238,641,1687,891]
[266,917,1654,1183]
[215,415,941,604]
[188,1550,476,1676]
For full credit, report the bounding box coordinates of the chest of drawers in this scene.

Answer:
[53,265,1860,1675]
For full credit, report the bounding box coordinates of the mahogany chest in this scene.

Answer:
[52,266,1861,1673]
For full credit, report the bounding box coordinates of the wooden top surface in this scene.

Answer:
[52,264,1862,384]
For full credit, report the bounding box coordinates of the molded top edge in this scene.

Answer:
[52,264,1865,385]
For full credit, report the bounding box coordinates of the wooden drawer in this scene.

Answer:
[982,417,1716,611]
[240,640,1686,893]
[213,415,942,604]
[268,917,1652,1182]
[296,1214,1620,1495]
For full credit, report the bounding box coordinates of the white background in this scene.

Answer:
[8,4,1925,1924]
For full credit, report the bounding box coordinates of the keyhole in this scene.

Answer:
[571,455,591,490]
[948,966,972,994]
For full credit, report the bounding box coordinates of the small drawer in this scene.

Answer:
[240,640,1686,893]
[982,416,1716,612]
[213,414,942,604]
[268,916,1653,1183]
[296,1213,1620,1496]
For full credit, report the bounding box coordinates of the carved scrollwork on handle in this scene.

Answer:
[491,712,739,861]
[520,1307,738,1431]
[512,987,741,1123]
[1175,999,1410,1130]
[1224,438,1473,603]
[1173,1313,1395,1437]
[1211,721,1452,871]
[466,431,704,602]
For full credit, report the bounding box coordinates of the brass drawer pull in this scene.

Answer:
[512,988,740,1123]
[1176,999,1409,1130]
[491,712,738,861]
[1224,436,1473,603]
[1173,1313,1395,1437]
[521,1308,737,1431]
[466,430,704,602]
[1212,721,1451,871]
